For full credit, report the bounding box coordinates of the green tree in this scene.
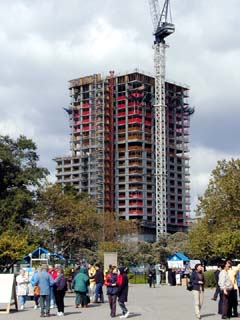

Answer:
[0,230,35,272]
[35,184,137,258]
[167,232,189,254]
[0,135,49,230]
[101,211,137,242]
[34,184,101,254]
[188,159,240,260]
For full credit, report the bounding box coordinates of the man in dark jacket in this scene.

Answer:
[190,263,205,320]
[148,263,156,288]
[211,264,222,301]
[53,268,67,316]
[94,264,104,303]
[117,267,129,319]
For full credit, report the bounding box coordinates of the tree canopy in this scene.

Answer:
[34,184,137,258]
[0,230,35,272]
[0,135,49,269]
[0,135,49,230]
[188,159,240,261]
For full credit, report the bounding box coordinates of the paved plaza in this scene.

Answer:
[0,284,233,320]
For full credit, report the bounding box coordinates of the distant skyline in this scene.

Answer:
[0,0,239,213]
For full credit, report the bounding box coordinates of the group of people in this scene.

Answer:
[147,262,164,288]
[16,262,130,318]
[16,263,67,317]
[71,263,129,318]
[190,260,240,320]
[15,259,240,319]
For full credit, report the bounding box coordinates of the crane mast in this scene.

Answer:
[148,0,175,240]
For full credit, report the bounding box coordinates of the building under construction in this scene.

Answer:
[55,69,194,241]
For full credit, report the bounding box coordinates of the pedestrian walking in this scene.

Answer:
[148,263,156,288]
[211,264,222,301]
[237,270,240,299]
[16,269,29,310]
[31,267,41,309]
[227,260,240,318]
[155,263,163,287]
[35,264,55,318]
[105,266,118,318]
[218,260,233,319]
[190,263,205,320]
[72,268,89,308]
[117,267,130,319]
[67,267,75,292]
[94,263,104,303]
[88,262,96,303]
[48,265,57,308]
[53,268,67,316]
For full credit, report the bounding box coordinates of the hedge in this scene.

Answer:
[204,270,216,288]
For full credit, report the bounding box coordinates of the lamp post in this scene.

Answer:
[29,253,32,267]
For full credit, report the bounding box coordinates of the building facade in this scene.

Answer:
[55,70,194,240]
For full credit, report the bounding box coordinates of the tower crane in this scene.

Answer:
[148,0,175,240]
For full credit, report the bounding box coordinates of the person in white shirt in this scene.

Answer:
[218,260,233,319]
[16,269,29,310]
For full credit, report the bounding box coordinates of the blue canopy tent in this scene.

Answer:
[24,247,65,265]
[168,252,189,262]
[167,252,189,269]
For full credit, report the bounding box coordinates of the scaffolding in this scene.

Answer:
[55,70,193,240]
[95,75,105,211]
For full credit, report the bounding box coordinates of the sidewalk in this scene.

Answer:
[0,284,225,320]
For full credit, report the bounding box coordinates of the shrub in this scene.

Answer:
[64,266,73,278]
[204,270,216,288]
[128,273,147,284]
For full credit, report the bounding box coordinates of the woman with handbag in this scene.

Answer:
[31,267,41,309]
[190,263,205,319]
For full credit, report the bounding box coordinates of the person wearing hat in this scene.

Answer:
[72,267,89,308]
[117,267,130,318]
[190,263,205,319]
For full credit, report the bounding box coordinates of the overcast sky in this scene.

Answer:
[0,0,240,213]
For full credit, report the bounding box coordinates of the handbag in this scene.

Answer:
[33,285,40,296]
[186,281,193,291]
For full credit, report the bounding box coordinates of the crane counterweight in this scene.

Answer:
[154,22,175,43]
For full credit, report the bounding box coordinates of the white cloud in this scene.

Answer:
[190,146,240,213]
[0,0,240,216]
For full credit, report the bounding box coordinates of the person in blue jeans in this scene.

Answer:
[16,269,29,310]
[35,264,54,318]
[94,264,104,303]
[237,270,240,299]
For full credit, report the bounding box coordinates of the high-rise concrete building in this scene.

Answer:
[55,70,194,241]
